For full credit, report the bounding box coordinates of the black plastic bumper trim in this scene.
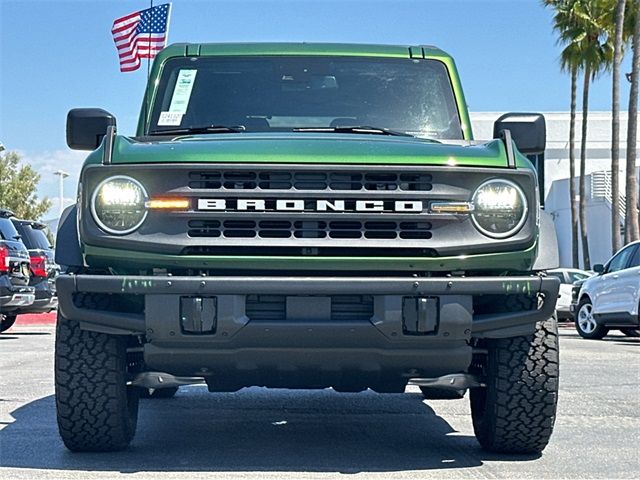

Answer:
[56,274,559,338]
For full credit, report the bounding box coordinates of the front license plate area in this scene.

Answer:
[286,296,331,321]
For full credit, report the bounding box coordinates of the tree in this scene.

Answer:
[576,1,614,269]
[0,151,52,220]
[543,0,582,267]
[610,0,627,253]
[625,0,640,243]
[568,64,581,267]
[544,0,614,268]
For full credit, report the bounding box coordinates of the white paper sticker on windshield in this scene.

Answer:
[168,69,197,114]
[158,111,184,126]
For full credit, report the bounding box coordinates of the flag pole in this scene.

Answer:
[143,0,153,134]
[147,0,153,83]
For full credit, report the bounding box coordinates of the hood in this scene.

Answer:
[103,133,527,169]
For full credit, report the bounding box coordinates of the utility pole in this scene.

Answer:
[54,170,69,219]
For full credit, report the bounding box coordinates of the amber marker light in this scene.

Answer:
[146,198,190,210]
[430,202,474,213]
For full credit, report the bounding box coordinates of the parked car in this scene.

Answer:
[11,218,59,316]
[0,209,34,332]
[573,241,640,339]
[547,268,593,320]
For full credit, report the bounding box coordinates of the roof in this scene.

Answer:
[12,218,47,229]
[153,42,452,64]
[0,209,15,218]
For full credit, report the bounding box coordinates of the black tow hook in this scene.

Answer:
[408,373,485,391]
[129,371,205,389]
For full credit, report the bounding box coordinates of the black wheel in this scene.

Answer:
[139,386,179,399]
[620,328,640,337]
[0,314,17,333]
[574,298,608,339]
[470,316,559,454]
[419,387,466,399]
[55,312,139,451]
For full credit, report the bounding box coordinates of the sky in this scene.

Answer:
[0,0,636,220]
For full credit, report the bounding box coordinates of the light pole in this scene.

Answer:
[54,170,69,219]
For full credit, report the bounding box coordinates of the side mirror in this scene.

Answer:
[493,113,546,155]
[66,108,116,150]
[593,264,605,274]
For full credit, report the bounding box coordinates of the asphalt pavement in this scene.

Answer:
[1,323,639,479]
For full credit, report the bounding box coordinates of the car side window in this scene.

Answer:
[629,245,640,268]
[606,245,637,273]
[568,272,589,283]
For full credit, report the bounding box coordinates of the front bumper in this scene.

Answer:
[57,274,558,390]
[60,272,557,326]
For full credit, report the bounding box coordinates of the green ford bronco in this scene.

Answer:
[56,43,560,453]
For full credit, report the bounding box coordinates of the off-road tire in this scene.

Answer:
[0,314,17,333]
[139,386,179,399]
[55,312,139,452]
[470,316,559,454]
[574,298,608,339]
[419,387,466,399]
[620,328,640,337]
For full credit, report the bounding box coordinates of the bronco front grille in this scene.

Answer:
[182,166,442,248]
[188,219,432,240]
[189,170,433,191]
[82,163,538,258]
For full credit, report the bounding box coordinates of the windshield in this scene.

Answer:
[149,56,463,139]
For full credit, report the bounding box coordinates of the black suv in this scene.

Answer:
[11,218,59,316]
[0,209,34,332]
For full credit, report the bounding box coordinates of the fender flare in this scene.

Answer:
[533,208,559,271]
[55,204,84,269]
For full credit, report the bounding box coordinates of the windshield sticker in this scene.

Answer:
[158,111,184,126]
[168,69,197,114]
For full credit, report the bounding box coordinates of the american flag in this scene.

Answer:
[112,3,171,72]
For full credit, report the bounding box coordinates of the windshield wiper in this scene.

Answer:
[149,125,246,135]
[293,126,413,137]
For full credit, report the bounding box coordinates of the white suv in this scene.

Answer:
[547,268,593,320]
[574,241,640,339]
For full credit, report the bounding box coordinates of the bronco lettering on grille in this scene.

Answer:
[197,199,425,212]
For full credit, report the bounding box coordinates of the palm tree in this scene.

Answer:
[580,2,615,268]
[610,0,627,253]
[569,63,581,267]
[546,0,614,268]
[625,0,640,243]
[543,0,581,267]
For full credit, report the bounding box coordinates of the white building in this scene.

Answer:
[472,111,638,268]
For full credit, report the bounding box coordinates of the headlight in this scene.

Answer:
[91,176,148,234]
[471,179,527,238]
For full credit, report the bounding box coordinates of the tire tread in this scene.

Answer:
[55,313,138,452]
[471,317,559,453]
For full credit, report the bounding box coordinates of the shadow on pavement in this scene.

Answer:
[1,331,52,337]
[560,330,640,343]
[0,388,540,473]
[598,337,640,344]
